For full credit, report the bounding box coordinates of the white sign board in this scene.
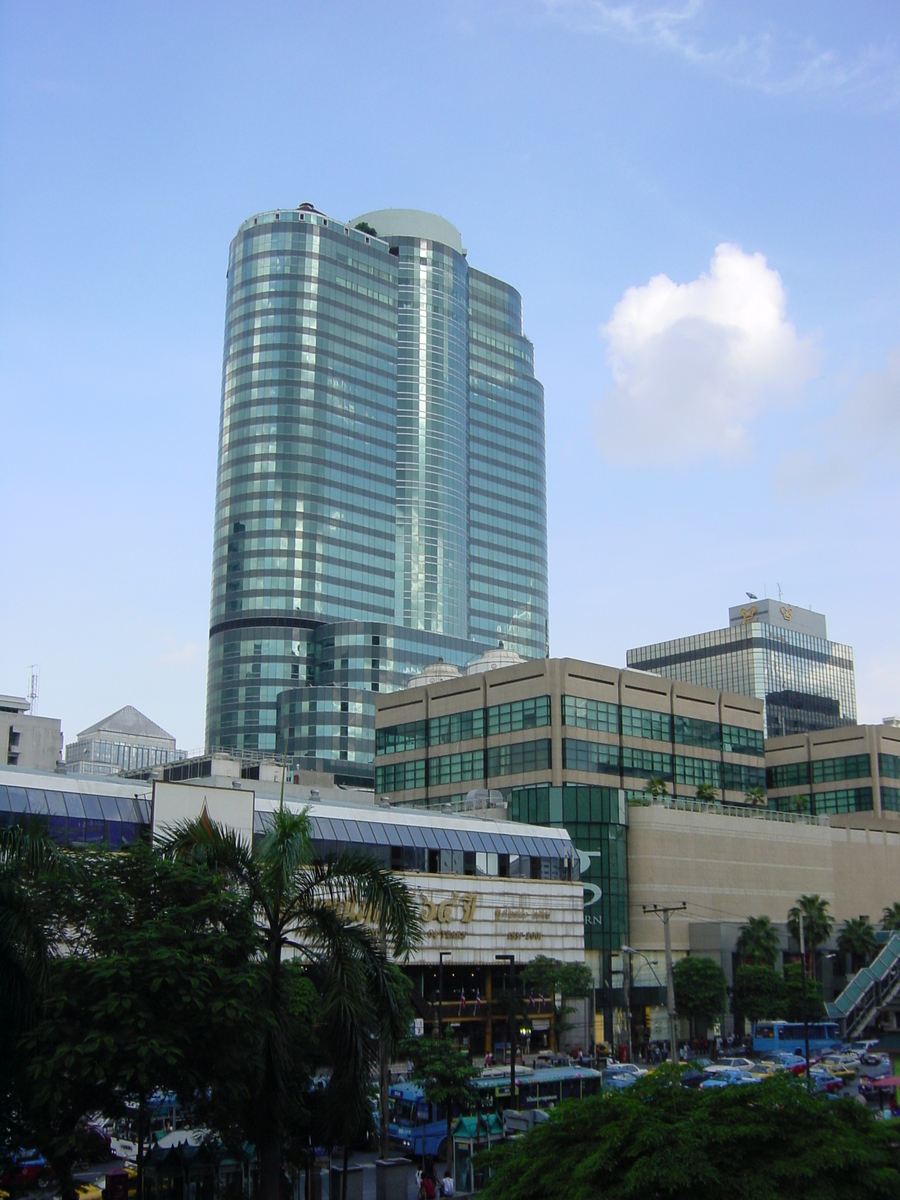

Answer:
[151,781,255,848]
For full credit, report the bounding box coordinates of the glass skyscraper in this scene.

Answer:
[206,205,548,781]
[627,600,857,737]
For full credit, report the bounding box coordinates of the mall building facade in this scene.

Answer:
[205,205,548,784]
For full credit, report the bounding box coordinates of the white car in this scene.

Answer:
[603,1062,647,1078]
[703,1057,755,1075]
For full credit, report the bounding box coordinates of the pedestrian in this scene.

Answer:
[440,1168,455,1196]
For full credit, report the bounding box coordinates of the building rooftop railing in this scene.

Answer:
[627,795,827,825]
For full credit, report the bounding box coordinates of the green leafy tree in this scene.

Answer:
[520,956,593,1045]
[735,914,779,968]
[837,916,878,974]
[1,833,257,1200]
[672,957,726,1037]
[787,894,834,981]
[160,804,419,1200]
[694,783,718,803]
[881,901,900,931]
[783,963,826,1024]
[744,786,765,808]
[354,221,378,236]
[732,964,784,1025]
[645,777,668,801]
[400,1036,480,1171]
[792,793,810,814]
[479,1070,900,1200]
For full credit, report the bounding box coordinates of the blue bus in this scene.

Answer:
[752,1020,841,1057]
[387,1067,603,1159]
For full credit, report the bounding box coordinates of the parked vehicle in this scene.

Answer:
[703,1057,755,1075]
[699,1070,759,1090]
[0,1153,52,1191]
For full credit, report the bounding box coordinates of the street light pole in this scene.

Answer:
[496,954,516,1110]
[438,951,451,1041]
[620,947,635,1064]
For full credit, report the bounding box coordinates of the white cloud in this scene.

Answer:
[595,243,816,464]
[540,1,900,111]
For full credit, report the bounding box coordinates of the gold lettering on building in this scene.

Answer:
[740,605,758,623]
[418,892,478,925]
[780,605,794,621]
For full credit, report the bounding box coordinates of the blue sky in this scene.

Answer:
[1,1,898,748]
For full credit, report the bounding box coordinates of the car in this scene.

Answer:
[703,1057,755,1075]
[74,1183,103,1200]
[75,1123,112,1164]
[601,1069,637,1090]
[820,1057,857,1082]
[808,1069,843,1095]
[603,1062,648,1079]
[861,1051,889,1068]
[699,1069,759,1090]
[848,1040,880,1055]
[0,1153,52,1191]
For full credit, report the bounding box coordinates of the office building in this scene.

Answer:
[765,719,900,818]
[627,599,857,736]
[65,705,180,776]
[374,655,766,1032]
[205,205,548,783]
[0,694,62,771]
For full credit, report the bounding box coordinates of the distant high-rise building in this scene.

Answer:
[65,706,180,775]
[627,600,857,737]
[205,206,549,781]
[0,694,62,771]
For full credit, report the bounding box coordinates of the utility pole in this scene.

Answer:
[643,903,686,1062]
[799,912,811,1091]
[496,954,516,1109]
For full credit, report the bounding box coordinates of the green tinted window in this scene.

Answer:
[375,720,427,755]
[427,750,486,786]
[621,707,672,742]
[562,738,621,775]
[767,761,810,789]
[374,758,426,793]
[486,695,551,735]
[621,747,672,780]
[561,696,619,733]
[428,708,485,746]
[721,725,765,756]
[487,739,551,777]
[812,787,873,815]
[882,786,900,811]
[722,762,767,792]
[674,715,720,749]
[811,754,871,784]
[879,753,900,780]
[675,756,721,788]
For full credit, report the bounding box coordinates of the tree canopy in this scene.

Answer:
[881,901,900,931]
[732,964,784,1024]
[838,917,877,973]
[783,963,826,1023]
[480,1069,900,1200]
[735,914,779,968]
[788,895,834,979]
[400,1036,480,1169]
[672,956,726,1032]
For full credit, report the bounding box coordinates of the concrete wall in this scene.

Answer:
[1,712,63,771]
[627,804,835,955]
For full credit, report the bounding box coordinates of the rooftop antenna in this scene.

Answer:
[777,583,783,601]
[27,665,39,715]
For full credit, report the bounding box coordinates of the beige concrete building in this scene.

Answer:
[0,694,62,771]
[766,721,900,819]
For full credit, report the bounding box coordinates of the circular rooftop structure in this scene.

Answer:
[350,209,464,254]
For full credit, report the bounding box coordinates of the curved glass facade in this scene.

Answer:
[392,234,468,638]
[206,206,549,777]
[468,269,548,658]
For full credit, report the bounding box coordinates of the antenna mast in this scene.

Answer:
[27,665,39,715]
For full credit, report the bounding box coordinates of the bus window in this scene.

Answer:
[756,1024,774,1039]
[561,1078,581,1100]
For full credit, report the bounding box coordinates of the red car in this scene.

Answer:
[0,1152,52,1191]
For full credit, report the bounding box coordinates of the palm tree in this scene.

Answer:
[735,915,779,969]
[787,894,834,982]
[645,777,669,802]
[882,902,900,931]
[837,916,877,974]
[745,786,766,809]
[160,803,419,1200]
[695,783,718,803]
